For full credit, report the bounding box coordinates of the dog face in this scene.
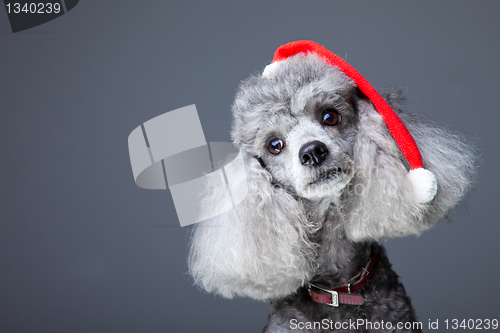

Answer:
[233,55,358,201]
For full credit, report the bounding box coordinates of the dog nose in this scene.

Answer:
[299,141,329,167]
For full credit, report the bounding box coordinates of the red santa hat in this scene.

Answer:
[263,40,437,204]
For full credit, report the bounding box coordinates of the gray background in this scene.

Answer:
[0,1,498,332]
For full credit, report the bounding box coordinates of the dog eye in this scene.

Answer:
[322,109,341,126]
[267,137,285,155]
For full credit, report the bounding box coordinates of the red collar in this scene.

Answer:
[306,251,379,307]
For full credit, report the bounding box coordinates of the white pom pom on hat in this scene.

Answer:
[408,168,438,204]
[263,40,437,204]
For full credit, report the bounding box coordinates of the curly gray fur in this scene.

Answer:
[188,54,476,332]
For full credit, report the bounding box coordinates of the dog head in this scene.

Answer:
[189,42,475,300]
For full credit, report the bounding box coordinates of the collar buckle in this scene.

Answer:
[308,283,339,307]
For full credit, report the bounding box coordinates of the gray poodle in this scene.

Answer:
[188,41,475,332]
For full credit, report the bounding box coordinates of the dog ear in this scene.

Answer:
[188,148,318,300]
[343,94,476,241]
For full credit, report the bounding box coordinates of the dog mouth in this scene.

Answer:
[308,167,343,185]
